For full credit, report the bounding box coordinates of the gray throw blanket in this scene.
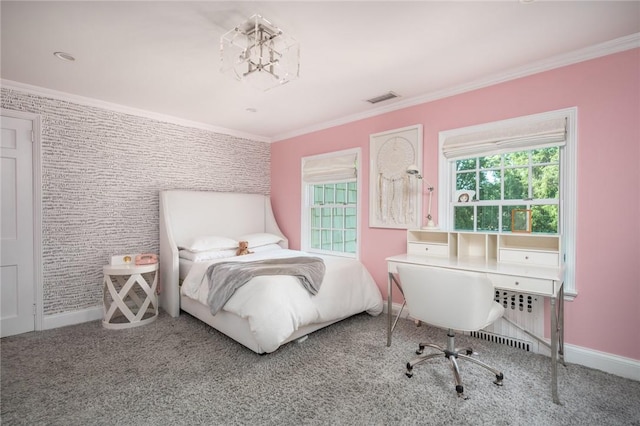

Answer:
[205,257,326,315]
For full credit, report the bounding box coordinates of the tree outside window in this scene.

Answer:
[453,147,559,234]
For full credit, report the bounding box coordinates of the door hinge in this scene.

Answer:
[31,130,35,143]
[32,304,36,315]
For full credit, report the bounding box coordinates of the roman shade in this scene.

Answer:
[302,152,358,184]
[442,117,567,159]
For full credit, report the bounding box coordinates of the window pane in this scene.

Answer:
[332,230,344,251]
[502,205,526,232]
[324,185,335,204]
[335,183,347,203]
[313,185,324,204]
[479,155,501,169]
[321,208,331,228]
[532,205,558,233]
[332,208,344,228]
[532,164,559,199]
[477,205,499,231]
[456,158,476,171]
[504,151,529,167]
[345,207,357,229]
[504,167,529,200]
[454,206,474,231]
[347,182,357,204]
[479,170,501,200]
[311,229,321,249]
[345,229,356,245]
[321,230,331,250]
[311,208,322,227]
[456,171,476,191]
[532,147,559,164]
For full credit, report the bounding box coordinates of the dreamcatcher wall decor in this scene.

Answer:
[369,124,423,229]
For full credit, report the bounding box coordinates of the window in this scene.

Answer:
[309,182,357,254]
[301,149,360,258]
[438,108,577,296]
[453,147,559,233]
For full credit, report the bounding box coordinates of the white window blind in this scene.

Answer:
[302,153,358,184]
[442,117,567,159]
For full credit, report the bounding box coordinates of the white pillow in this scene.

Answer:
[179,249,237,262]
[179,235,238,252]
[237,233,284,248]
[250,243,284,253]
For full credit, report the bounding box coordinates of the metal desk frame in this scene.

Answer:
[386,256,565,404]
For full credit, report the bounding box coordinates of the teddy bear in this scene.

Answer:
[236,241,253,256]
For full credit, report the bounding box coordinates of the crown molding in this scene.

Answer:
[0,79,272,143]
[3,33,638,144]
[272,32,640,142]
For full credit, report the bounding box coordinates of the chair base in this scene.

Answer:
[405,330,504,400]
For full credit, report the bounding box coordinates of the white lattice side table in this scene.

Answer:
[102,263,158,329]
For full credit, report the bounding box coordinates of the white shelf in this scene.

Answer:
[407,229,561,268]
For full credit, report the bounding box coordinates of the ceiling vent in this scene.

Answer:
[366,91,400,104]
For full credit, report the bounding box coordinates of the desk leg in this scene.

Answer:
[559,285,565,365]
[550,289,564,405]
[387,272,407,347]
[387,272,393,347]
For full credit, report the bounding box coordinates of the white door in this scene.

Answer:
[1,115,35,337]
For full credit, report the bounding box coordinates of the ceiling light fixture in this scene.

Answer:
[220,14,300,91]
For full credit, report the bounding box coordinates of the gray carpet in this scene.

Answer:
[1,312,639,426]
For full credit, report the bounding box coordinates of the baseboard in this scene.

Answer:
[43,306,102,330]
[564,344,640,382]
[384,302,640,382]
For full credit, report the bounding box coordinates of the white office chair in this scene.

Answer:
[397,265,505,399]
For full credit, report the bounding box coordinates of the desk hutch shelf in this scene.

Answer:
[407,229,561,267]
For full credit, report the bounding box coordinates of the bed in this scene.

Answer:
[159,190,383,353]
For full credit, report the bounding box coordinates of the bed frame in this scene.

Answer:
[159,190,341,353]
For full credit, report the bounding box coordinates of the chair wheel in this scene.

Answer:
[455,385,464,394]
[416,345,424,355]
[465,349,473,355]
[405,372,413,378]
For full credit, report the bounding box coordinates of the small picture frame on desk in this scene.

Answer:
[511,209,532,233]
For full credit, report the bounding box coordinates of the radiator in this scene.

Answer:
[469,290,544,355]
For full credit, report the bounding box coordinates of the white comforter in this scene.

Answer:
[181,249,383,352]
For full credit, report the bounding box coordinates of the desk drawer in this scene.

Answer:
[499,249,559,266]
[407,243,448,257]
[488,274,553,295]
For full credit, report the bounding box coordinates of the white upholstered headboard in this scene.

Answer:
[159,190,288,316]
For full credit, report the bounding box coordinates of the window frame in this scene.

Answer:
[438,108,578,297]
[301,148,362,259]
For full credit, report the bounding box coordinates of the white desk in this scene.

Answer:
[386,253,565,404]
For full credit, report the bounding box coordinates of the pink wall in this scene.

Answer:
[271,49,640,361]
